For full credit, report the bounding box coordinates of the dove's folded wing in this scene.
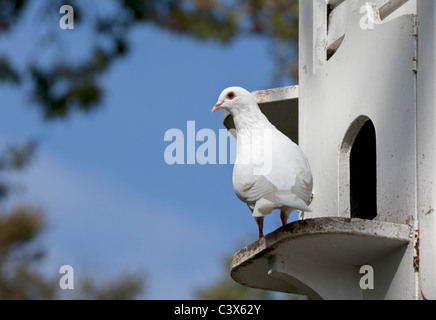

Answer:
[245,175,278,203]
[292,168,313,204]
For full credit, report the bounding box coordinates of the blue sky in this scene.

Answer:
[0,1,297,299]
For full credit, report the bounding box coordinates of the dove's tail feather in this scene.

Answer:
[252,197,277,217]
[275,191,312,212]
[252,191,312,218]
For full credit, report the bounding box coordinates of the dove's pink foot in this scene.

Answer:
[255,217,264,239]
[280,209,288,226]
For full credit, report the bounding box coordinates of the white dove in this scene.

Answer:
[212,87,313,239]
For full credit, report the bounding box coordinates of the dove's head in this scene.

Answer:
[211,87,257,114]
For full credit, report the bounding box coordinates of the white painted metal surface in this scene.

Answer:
[327,0,416,57]
[302,9,417,224]
[298,0,419,299]
[417,0,436,301]
[230,218,412,299]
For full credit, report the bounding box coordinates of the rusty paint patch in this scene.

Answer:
[413,230,420,272]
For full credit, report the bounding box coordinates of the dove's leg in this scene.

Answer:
[280,209,289,226]
[255,217,264,239]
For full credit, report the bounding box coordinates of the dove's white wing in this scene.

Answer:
[292,165,313,204]
[245,176,278,203]
[233,173,277,209]
[266,129,313,204]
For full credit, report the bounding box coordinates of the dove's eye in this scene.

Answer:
[226,92,236,100]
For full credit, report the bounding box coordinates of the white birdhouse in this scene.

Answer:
[228,0,436,299]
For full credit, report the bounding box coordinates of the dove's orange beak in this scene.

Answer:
[211,101,224,113]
